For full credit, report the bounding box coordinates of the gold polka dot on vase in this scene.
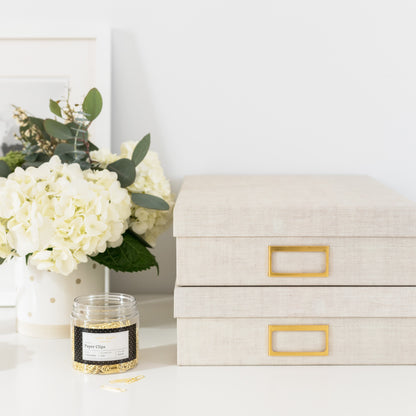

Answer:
[92,263,97,269]
[28,312,32,317]
[50,297,56,303]
[29,276,34,282]
[75,278,81,284]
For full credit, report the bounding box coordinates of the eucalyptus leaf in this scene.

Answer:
[78,160,92,170]
[58,154,71,163]
[0,160,11,177]
[25,144,40,153]
[131,133,150,166]
[55,143,88,164]
[44,119,73,140]
[22,161,45,168]
[49,99,62,117]
[23,152,50,168]
[36,153,50,163]
[72,150,88,160]
[82,88,103,121]
[58,152,87,164]
[65,138,98,152]
[131,193,169,211]
[107,158,136,188]
[57,153,77,164]
[67,122,88,141]
[0,258,5,265]
[54,143,75,155]
[69,140,87,147]
[24,153,39,162]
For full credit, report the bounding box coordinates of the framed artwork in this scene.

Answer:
[0,27,111,306]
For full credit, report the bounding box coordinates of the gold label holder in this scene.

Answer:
[268,246,330,277]
[268,325,329,357]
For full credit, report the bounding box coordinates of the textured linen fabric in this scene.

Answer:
[174,175,416,237]
[174,286,416,318]
[177,317,416,365]
[176,236,416,286]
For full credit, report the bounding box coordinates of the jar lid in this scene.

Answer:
[72,293,138,322]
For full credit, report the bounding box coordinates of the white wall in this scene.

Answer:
[2,0,416,293]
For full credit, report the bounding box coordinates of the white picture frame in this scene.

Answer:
[0,26,111,306]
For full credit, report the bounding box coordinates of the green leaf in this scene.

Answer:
[22,152,50,168]
[89,231,159,273]
[28,116,45,130]
[107,158,136,188]
[87,141,98,151]
[131,193,169,210]
[0,258,5,265]
[36,153,50,163]
[128,229,152,248]
[82,88,103,121]
[44,119,73,140]
[22,161,45,168]
[131,133,150,166]
[0,160,11,177]
[49,99,62,117]
[78,160,92,170]
[54,143,74,155]
[24,153,39,162]
[27,117,51,141]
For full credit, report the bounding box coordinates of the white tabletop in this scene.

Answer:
[1,294,415,416]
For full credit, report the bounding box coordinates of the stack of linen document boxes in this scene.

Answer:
[174,175,416,365]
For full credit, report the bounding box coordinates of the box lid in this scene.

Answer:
[174,286,416,318]
[173,175,416,237]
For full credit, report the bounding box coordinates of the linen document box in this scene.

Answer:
[174,175,416,365]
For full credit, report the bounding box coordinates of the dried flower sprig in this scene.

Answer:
[11,88,102,169]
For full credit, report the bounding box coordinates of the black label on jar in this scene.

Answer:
[74,324,137,365]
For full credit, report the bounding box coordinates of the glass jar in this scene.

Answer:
[71,293,139,374]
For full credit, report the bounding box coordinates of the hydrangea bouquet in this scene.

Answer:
[0,89,173,276]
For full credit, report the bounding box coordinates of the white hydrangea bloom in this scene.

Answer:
[0,219,12,258]
[90,148,119,168]
[121,142,174,246]
[92,141,174,247]
[0,156,131,275]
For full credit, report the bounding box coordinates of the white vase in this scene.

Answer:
[14,258,105,339]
